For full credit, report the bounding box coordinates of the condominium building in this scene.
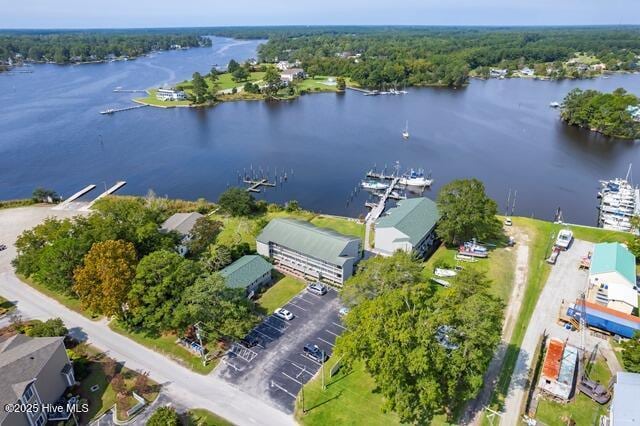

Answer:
[256,218,361,286]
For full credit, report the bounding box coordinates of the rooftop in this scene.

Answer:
[542,338,565,380]
[281,68,304,75]
[611,372,640,425]
[376,197,440,245]
[160,212,203,236]
[590,242,636,285]
[220,255,272,289]
[257,218,359,266]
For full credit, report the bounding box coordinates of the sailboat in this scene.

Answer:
[402,121,409,139]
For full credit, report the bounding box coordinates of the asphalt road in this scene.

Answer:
[216,287,344,413]
[0,205,294,426]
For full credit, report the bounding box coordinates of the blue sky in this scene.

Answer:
[1,0,638,28]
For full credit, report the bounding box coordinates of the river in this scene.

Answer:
[1,36,640,225]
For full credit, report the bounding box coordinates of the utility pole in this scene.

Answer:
[194,322,206,367]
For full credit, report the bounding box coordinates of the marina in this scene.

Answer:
[597,165,640,233]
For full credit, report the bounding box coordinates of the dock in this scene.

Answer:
[52,184,96,210]
[364,177,401,250]
[100,105,147,115]
[243,179,276,193]
[366,170,397,180]
[113,89,148,93]
[80,181,127,211]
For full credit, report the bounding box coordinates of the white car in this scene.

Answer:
[274,308,294,321]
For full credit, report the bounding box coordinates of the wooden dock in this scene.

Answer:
[243,179,276,193]
[366,170,397,180]
[52,184,96,210]
[100,105,147,115]
[80,181,127,211]
[113,89,147,93]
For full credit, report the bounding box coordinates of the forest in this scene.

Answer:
[0,30,210,65]
[561,88,640,139]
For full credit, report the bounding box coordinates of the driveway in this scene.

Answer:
[500,239,593,426]
[0,206,294,426]
[216,287,344,413]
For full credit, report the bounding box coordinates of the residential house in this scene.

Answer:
[280,68,306,84]
[156,87,187,101]
[587,242,638,315]
[219,255,273,299]
[374,197,440,258]
[489,68,508,78]
[276,61,292,71]
[590,63,607,72]
[627,105,640,122]
[537,338,578,401]
[520,67,534,76]
[603,372,640,425]
[160,212,203,256]
[0,335,76,426]
[256,218,361,286]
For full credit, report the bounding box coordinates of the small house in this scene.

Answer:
[520,67,534,76]
[538,338,578,401]
[587,243,638,315]
[280,68,306,83]
[489,68,508,78]
[276,61,291,71]
[160,212,203,256]
[219,255,273,299]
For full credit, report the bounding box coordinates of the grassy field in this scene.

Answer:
[535,358,611,426]
[0,295,15,316]
[256,273,306,314]
[108,321,219,375]
[177,71,266,93]
[134,89,193,107]
[185,409,235,426]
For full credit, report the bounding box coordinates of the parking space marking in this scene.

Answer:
[303,292,324,300]
[221,358,241,372]
[317,337,335,347]
[282,372,303,385]
[228,344,257,362]
[270,381,297,399]
[332,322,346,330]
[266,316,290,329]
[263,321,287,334]
[294,296,314,305]
[286,301,308,311]
[324,329,340,337]
[298,353,322,366]
[252,328,275,342]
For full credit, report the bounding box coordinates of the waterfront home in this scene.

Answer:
[587,242,638,315]
[276,61,292,71]
[156,87,187,101]
[538,338,578,401]
[220,255,273,299]
[602,372,640,425]
[280,68,306,84]
[0,335,76,426]
[520,67,534,76]
[160,212,203,256]
[489,68,508,78]
[590,63,607,72]
[374,197,440,258]
[256,218,361,286]
[627,105,640,122]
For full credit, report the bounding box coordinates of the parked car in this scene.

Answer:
[303,343,329,363]
[274,307,294,321]
[240,335,262,348]
[0,244,6,251]
[307,282,327,296]
[338,307,350,317]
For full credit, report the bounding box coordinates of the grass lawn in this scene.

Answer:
[310,216,365,241]
[484,218,630,422]
[256,273,306,314]
[177,71,266,93]
[0,295,15,316]
[134,89,193,107]
[296,360,402,426]
[17,274,99,319]
[535,358,611,426]
[185,409,235,426]
[297,76,339,92]
[108,321,219,375]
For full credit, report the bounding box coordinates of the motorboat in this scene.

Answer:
[434,268,458,277]
[402,121,410,139]
[361,180,389,190]
[398,168,433,187]
[458,239,489,258]
[555,229,573,250]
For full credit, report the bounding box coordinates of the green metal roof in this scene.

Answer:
[590,242,636,284]
[220,255,272,289]
[256,218,359,266]
[376,197,440,246]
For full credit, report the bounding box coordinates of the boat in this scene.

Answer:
[361,180,389,190]
[555,229,574,250]
[430,277,451,287]
[597,164,640,232]
[549,101,561,108]
[455,253,478,262]
[398,169,433,187]
[458,239,489,258]
[100,109,115,115]
[434,268,458,277]
[402,121,410,139]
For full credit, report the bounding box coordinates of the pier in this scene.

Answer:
[52,184,96,210]
[100,105,148,115]
[80,181,127,211]
[366,170,397,180]
[364,177,400,250]
[113,89,148,93]
[243,179,276,193]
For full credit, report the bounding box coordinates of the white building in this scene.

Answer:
[256,218,361,286]
[587,242,638,315]
[374,197,440,258]
[276,61,291,71]
[280,68,306,83]
[156,87,187,101]
[603,372,640,425]
[490,68,508,78]
[160,212,203,256]
[520,67,534,76]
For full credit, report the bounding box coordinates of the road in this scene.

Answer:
[500,239,593,426]
[0,206,294,426]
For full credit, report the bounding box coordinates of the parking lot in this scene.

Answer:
[215,285,345,413]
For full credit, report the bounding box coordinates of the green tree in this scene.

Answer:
[127,250,202,333]
[232,66,250,82]
[336,77,346,92]
[192,72,207,103]
[218,187,257,216]
[32,187,60,203]
[621,333,640,373]
[227,59,240,73]
[341,251,424,306]
[436,178,501,245]
[26,318,68,337]
[201,244,232,272]
[147,407,180,426]
[263,67,282,97]
[73,240,138,317]
[187,218,222,257]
